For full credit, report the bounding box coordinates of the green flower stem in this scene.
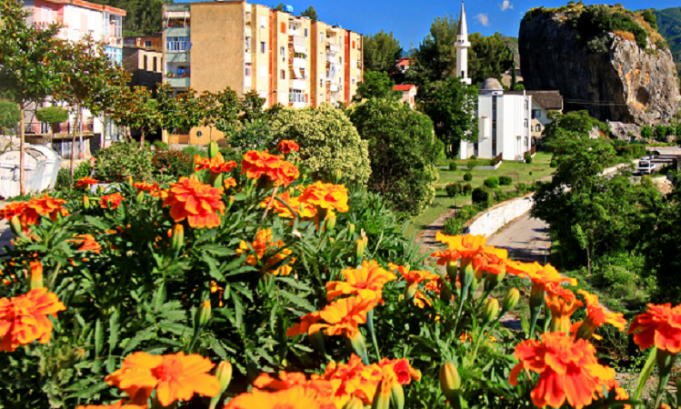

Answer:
[528,284,545,339]
[454,263,474,332]
[366,309,381,360]
[653,349,678,409]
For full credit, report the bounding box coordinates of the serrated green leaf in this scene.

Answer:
[278,289,315,312]
[66,381,109,399]
[109,309,120,352]
[232,293,244,329]
[276,277,312,292]
[93,318,103,373]
[122,328,156,355]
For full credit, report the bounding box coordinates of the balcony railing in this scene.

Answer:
[24,120,93,135]
[290,36,305,46]
[167,41,191,52]
[328,44,341,54]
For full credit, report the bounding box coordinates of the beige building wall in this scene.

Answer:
[311,21,327,107]
[347,31,363,101]
[251,4,271,102]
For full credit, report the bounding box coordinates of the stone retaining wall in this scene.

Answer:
[464,193,535,237]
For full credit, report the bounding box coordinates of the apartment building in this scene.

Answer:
[162,1,363,145]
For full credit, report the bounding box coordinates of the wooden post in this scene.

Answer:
[19,103,25,196]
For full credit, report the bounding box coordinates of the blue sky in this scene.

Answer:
[185,0,681,51]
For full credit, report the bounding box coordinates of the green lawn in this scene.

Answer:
[404,152,554,238]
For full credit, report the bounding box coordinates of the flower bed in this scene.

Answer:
[0,141,678,409]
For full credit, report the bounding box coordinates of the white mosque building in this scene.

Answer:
[456,1,534,161]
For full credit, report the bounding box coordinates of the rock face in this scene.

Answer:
[520,13,679,126]
[609,122,642,140]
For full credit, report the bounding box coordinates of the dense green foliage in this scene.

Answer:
[463,172,473,181]
[542,110,608,146]
[575,5,648,50]
[354,70,401,101]
[471,187,494,208]
[362,30,403,74]
[0,100,20,131]
[468,33,515,84]
[350,98,441,216]
[499,176,513,186]
[483,177,500,189]
[88,0,163,36]
[271,104,372,184]
[151,149,194,179]
[94,141,155,182]
[35,106,68,129]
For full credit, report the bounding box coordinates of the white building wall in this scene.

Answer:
[498,94,532,161]
[62,5,103,43]
[476,95,493,159]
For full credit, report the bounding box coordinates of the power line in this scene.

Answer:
[564,99,631,107]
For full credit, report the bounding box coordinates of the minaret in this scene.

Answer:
[455,0,472,85]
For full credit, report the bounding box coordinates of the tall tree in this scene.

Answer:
[468,33,514,84]
[0,101,20,134]
[272,3,285,11]
[363,30,403,73]
[408,15,458,86]
[418,78,478,157]
[110,86,162,148]
[300,6,318,21]
[56,35,128,186]
[354,71,401,101]
[0,0,64,195]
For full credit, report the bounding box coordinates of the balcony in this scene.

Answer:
[167,41,191,52]
[292,57,305,69]
[166,27,190,37]
[166,52,189,63]
[167,76,190,88]
[245,52,251,64]
[290,79,306,90]
[107,37,123,47]
[244,26,251,37]
[289,35,305,47]
[330,84,340,92]
[326,54,336,64]
[328,44,341,54]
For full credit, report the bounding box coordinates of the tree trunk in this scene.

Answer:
[19,104,25,196]
[70,104,80,188]
[78,107,84,159]
[586,246,592,278]
[139,130,145,150]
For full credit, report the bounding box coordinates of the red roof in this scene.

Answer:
[41,0,126,15]
[397,57,410,66]
[393,84,417,91]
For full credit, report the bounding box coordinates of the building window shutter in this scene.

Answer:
[352,40,355,49]
[281,22,285,33]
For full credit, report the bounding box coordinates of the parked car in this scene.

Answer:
[638,160,656,175]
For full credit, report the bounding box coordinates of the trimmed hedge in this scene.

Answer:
[462,183,472,195]
[499,176,513,186]
[449,162,457,171]
[472,187,494,209]
[484,177,500,189]
[463,172,473,182]
[550,160,558,168]
[445,183,462,198]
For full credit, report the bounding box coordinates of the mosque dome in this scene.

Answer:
[480,78,503,92]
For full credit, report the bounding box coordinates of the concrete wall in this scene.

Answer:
[465,194,535,237]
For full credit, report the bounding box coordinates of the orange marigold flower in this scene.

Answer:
[388,263,438,287]
[236,228,296,275]
[75,400,146,409]
[261,190,317,220]
[194,155,238,174]
[326,260,396,302]
[68,234,102,254]
[431,233,489,266]
[574,290,627,340]
[0,288,66,352]
[413,290,432,309]
[241,150,299,187]
[472,245,508,275]
[132,181,162,198]
[30,194,69,221]
[510,332,615,409]
[105,351,220,407]
[224,177,237,189]
[76,177,99,189]
[544,283,582,333]
[298,181,350,214]
[307,296,379,338]
[251,371,336,408]
[377,358,421,386]
[277,140,300,154]
[163,177,225,229]
[627,303,681,354]
[506,260,576,290]
[225,386,325,409]
[100,193,124,210]
[314,354,382,406]
[286,312,321,337]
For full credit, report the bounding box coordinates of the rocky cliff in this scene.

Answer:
[519,5,679,126]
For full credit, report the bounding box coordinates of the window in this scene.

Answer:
[260,16,266,28]
[153,57,157,72]
[320,78,323,87]
[260,42,266,54]
[524,100,529,110]
[351,78,355,85]
[524,119,529,128]
[281,70,286,79]
[290,89,306,103]
[167,37,190,52]
[143,55,148,70]
[259,66,266,78]
[281,22,286,34]
[535,110,542,118]
[144,40,152,48]
[320,33,324,42]
[245,65,252,77]
[535,124,541,133]
[304,28,308,37]
[280,46,286,58]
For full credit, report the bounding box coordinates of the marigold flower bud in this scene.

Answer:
[483,298,499,324]
[347,331,368,365]
[208,141,220,159]
[171,223,184,253]
[332,168,342,183]
[446,261,458,283]
[215,360,233,392]
[325,214,336,231]
[83,195,90,209]
[29,260,43,289]
[354,238,366,260]
[10,215,24,238]
[502,288,520,312]
[348,223,356,236]
[344,397,364,409]
[484,269,506,293]
[372,378,391,409]
[440,282,453,303]
[136,191,145,204]
[439,361,461,403]
[390,381,405,409]
[197,300,211,327]
[470,273,480,293]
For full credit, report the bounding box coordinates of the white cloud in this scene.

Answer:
[501,0,513,11]
[475,13,490,26]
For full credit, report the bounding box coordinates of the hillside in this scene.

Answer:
[502,36,519,67]
[652,7,681,74]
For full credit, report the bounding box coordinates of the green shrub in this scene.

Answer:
[525,155,533,164]
[467,158,478,170]
[182,145,207,159]
[470,155,477,160]
[499,176,513,186]
[615,144,647,159]
[550,160,558,168]
[463,172,473,181]
[529,171,533,175]
[153,140,168,151]
[472,187,494,209]
[276,104,372,184]
[449,161,457,171]
[462,183,472,195]
[641,125,654,139]
[443,217,465,235]
[55,162,90,192]
[484,177,500,188]
[445,183,461,198]
[220,146,240,163]
[94,142,155,182]
[152,149,193,179]
[0,100,20,131]
[35,106,68,132]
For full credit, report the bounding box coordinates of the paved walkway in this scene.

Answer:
[487,214,550,263]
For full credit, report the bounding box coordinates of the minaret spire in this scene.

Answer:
[455,0,472,85]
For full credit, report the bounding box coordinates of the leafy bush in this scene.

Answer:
[181,145,207,159]
[94,142,155,182]
[55,162,90,192]
[463,172,473,181]
[152,149,194,179]
[449,161,457,171]
[484,176,500,189]
[272,104,371,184]
[153,140,168,151]
[462,183,472,195]
[641,125,654,139]
[443,217,465,235]
[615,144,647,159]
[525,155,533,164]
[472,187,494,208]
[575,5,648,50]
[349,98,440,215]
[0,100,20,131]
[499,176,513,186]
[550,160,558,168]
[35,106,68,131]
[445,183,461,198]
[466,158,478,170]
